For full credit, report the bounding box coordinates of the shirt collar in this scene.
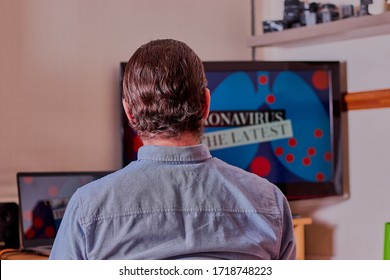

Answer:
[137,144,212,163]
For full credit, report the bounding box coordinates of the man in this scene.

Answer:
[50,39,296,259]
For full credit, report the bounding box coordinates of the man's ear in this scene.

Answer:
[122,98,137,124]
[203,88,211,120]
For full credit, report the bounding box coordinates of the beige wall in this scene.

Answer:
[0,0,251,201]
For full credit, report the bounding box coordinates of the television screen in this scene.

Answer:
[120,61,344,200]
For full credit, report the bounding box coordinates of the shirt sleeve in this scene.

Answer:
[277,192,296,260]
[49,189,87,260]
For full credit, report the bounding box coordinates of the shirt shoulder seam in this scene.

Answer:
[80,208,280,225]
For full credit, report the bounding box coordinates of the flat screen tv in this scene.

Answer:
[120,61,344,201]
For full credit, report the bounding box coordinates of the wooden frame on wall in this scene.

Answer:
[345,88,390,110]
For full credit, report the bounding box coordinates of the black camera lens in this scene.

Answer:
[318,3,339,23]
[284,0,303,28]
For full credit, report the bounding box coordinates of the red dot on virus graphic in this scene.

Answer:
[258,75,268,85]
[33,217,44,229]
[48,185,59,197]
[23,177,33,184]
[288,138,297,147]
[266,94,276,104]
[307,147,317,156]
[312,70,329,90]
[314,129,323,138]
[250,157,271,177]
[24,210,33,221]
[26,229,35,239]
[45,226,56,238]
[275,147,284,157]
[302,157,311,166]
[285,153,294,163]
[316,172,325,181]
[324,151,332,161]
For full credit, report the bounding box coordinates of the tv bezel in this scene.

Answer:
[120,61,345,201]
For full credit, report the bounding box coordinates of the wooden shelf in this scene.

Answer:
[247,12,390,48]
[345,88,390,110]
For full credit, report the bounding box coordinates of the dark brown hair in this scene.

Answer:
[122,39,207,140]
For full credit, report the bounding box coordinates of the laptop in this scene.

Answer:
[16,171,112,256]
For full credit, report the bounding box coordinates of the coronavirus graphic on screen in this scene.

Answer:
[203,69,332,184]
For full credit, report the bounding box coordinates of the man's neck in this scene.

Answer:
[142,132,201,147]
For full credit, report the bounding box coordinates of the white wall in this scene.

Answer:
[256,0,390,259]
[0,0,251,201]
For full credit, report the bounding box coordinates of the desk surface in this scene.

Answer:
[0,249,48,260]
[293,217,312,226]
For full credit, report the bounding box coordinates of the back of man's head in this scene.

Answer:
[122,39,208,141]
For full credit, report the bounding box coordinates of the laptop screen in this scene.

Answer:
[17,171,111,249]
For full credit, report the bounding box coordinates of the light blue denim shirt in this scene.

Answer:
[50,144,296,259]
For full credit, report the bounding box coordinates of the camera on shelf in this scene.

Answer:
[341,5,355,19]
[262,20,285,33]
[318,3,339,23]
[265,0,320,31]
[283,0,303,28]
[301,2,319,26]
[358,0,373,16]
[262,0,375,34]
